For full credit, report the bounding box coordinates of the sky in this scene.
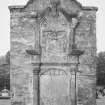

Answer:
[0,0,105,55]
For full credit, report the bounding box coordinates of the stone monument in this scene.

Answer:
[9,0,98,105]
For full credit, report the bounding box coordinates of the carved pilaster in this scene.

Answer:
[69,17,79,52]
[33,68,40,105]
[69,11,83,52]
[34,18,41,54]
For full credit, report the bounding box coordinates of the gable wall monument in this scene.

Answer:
[9,0,98,105]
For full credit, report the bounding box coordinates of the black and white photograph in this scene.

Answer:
[0,0,105,105]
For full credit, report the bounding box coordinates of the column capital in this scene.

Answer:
[33,68,40,75]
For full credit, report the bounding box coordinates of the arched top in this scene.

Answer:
[40,68,68,75]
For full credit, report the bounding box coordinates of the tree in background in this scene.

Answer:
[96,52,105,86]
[0,51,10,91]
[5,51,10,64]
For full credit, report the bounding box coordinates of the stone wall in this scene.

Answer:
[0,52,10,91]
[9,0,98,105]
[10,11,35,105]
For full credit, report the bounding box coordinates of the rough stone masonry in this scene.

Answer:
[9,0,98,105]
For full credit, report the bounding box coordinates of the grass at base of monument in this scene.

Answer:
[97,97,105,105]
[0,99,11,105]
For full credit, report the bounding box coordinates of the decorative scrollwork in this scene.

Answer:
[42,30,68,55]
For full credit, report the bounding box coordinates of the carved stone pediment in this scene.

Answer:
[27,0,81,23]
[24,0,82,14]
[29,2,82,63]
[25,0,83,63]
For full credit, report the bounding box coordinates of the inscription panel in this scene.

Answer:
[40,69,71,105]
